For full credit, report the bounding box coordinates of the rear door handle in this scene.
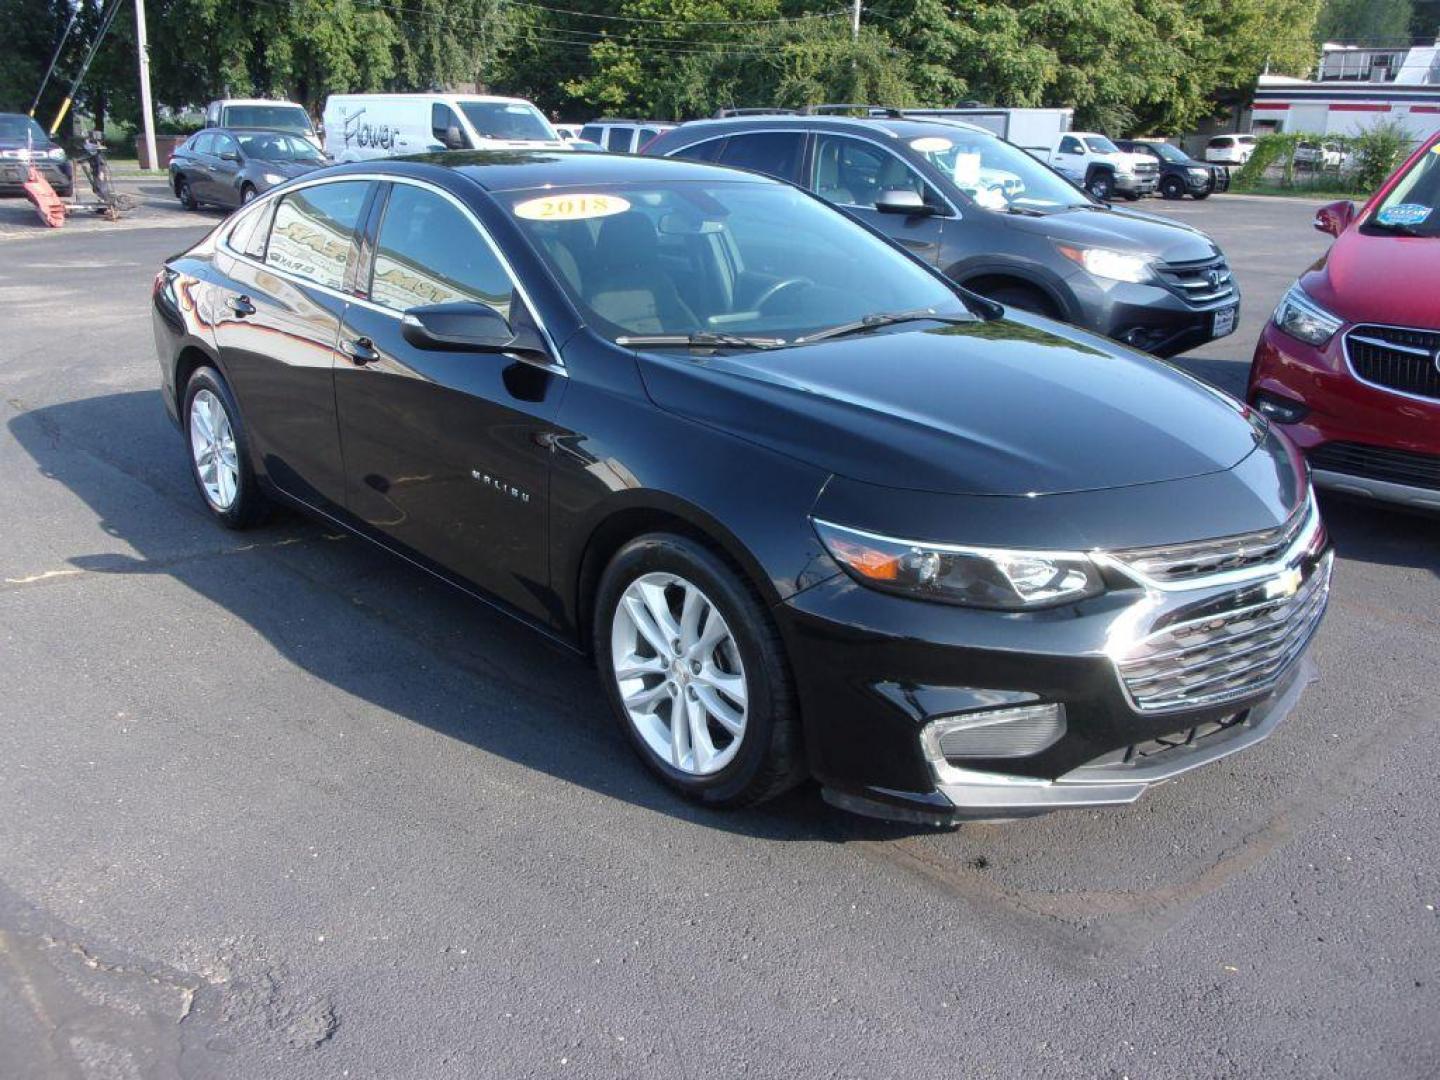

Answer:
[340,336,379,365]
[228,294,255,317]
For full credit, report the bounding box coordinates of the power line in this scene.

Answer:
[495,0,847,27]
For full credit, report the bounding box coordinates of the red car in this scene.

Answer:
[1249,133,1440,511]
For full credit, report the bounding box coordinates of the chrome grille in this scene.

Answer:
[1108,503,1316,584]
[1345,324,1440,401]
[1116,554,1331,713]
[1154,255,1236,306]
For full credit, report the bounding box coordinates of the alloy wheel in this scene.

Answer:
[189,388,239,510]
[610,572,748,776]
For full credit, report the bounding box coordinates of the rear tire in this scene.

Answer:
[176,177,198,210]
[594,533,805,808]
[182,366,268,530]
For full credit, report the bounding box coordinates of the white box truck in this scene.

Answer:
[322,93,567,162]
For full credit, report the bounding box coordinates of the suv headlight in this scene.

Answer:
[1188,167,1210,180]
[47,147,66,161]
[813,520,1105,610]
[1272,284,1342,346]
[1057,244,1156,284]
[261,172,285,184]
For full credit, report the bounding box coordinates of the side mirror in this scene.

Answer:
[875,188,933,216]
[219,150,239,162]
[1314,199,1355,237]
[402,302,515,352]
[443,125,467,150]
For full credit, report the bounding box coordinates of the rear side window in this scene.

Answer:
[580,125,603,144]
[370,184,514,316]
[605,127,634,153]
[265,181,371,290]
[717,132,804,182]
[191,132,216,155]
[672,138,725,163]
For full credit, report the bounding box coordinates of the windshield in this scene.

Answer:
[223,105,313,135]
[1364,143,1440,237]
[1084,136,1120,154]
[909,128,1091,211]
[236,132,324,162]
[0,115,50,144]
[457,101,556,142]
[502,182,966,343]
[1147,142,1188,163]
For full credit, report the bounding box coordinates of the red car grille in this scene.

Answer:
[1309,441,1440,491]
[1346,325,1440,401]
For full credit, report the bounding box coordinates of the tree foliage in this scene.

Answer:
[1316,0,1414,44]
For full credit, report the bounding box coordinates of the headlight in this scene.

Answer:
[47,147,66,161]
[1272,284,1342,347]
[0,149,24,160]
[261,172,285,185]
[813,520,1105,610]
[1188,167,1210,180]
[1057,244,1156,284]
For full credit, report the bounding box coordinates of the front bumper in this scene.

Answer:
[1115,172,1158,195]
[1070,272,1239,358]
[1249,322,1440,510]
[780,509,1330,825]
[0,158,72,193]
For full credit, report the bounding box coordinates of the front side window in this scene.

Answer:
[502,181,964,341]
[370,184,515,315]
[264,181,371,290]
[1058,136,1083,154]
[223,105,313,135]
[672,138,725,163]
[457,101,555,142]
[605,127,635,153]
[718,132,804,183]
[906,127,1091,211]
[431,104,468,146]
[812,134,932,210]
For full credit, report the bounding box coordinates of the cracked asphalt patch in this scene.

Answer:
[0,198,1437,1079]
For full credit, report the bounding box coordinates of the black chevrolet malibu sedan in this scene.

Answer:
[151,152,1330,824]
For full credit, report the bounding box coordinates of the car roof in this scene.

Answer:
[332,150,783,192]
[656,113,994,143]
[216,99,305,107]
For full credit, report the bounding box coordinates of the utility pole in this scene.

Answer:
[851,0,861,41]
[134,0,158,170]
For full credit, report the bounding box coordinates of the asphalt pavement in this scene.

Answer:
[1,188,1437,1080]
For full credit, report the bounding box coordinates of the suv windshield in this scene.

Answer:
[1145,142,1189,163]
[0,115,50,144]
[457,101,555,141]
[907,127,1091,211]
[1084,136,1121,154]
[503,181,967,344]
[224,105,312,135]
[236,132,324,162]
[1364,143,1440,238]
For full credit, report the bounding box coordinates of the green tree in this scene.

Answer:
[1316,0,1413,43]
[0,0,72,123]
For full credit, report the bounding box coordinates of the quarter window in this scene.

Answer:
[605,126,635,153]
[264,181,370,290]
[672,138,725,163]
[718,132,804,183]
[370,184,514,316]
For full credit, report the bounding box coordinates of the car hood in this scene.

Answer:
[636,315,1263,497]
[0,138,58,154]
[1004,204,1217,262]
[1302,227,1440,329]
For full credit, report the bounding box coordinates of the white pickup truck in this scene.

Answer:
[1031,132,1158,201]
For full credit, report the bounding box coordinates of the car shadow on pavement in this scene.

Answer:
[8,391,924,843]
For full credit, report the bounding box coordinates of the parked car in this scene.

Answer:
[577,119,677,154]
[1117,138,1226,199]
[169,128,327,210]
[1294,140,1350,170]
[322,93,565,162]
[205,99,319,149]
[0,112,72,197]
[1205,134,1257,165]
[152,152,1329,823]
[553,123,586,142]
[644,114,1239,356]
[1248,130,1440,512]
[1033,131,1159,201]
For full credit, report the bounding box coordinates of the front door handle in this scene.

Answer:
[228,294,255,317]
[340,336,380,365]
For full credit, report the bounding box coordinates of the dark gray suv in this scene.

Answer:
[643,115,1239,357]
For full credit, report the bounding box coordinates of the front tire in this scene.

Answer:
[240,183,257,205]
[1086,171,1113,201]
[594,534,804,808]
[1160,176,1186,200]
[182,366,268,529]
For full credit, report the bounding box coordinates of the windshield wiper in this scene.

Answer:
[795,307,973,344]
[615,331,788,350]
